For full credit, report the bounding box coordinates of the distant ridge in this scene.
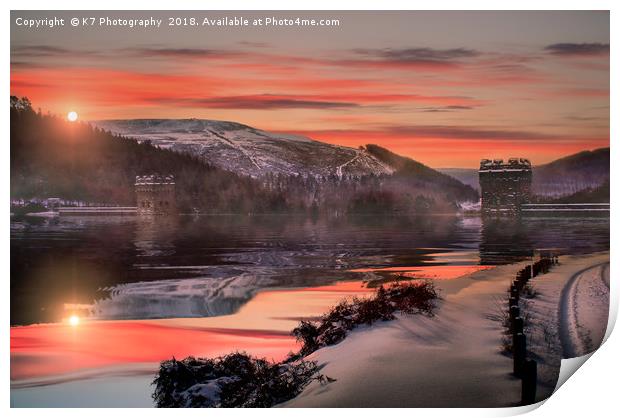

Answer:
[533,148,609,197]
[439,147,609,198]
[364,144,478,201]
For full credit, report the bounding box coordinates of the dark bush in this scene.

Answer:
[153,281,439,408]
[152,352,324,408]
[291,321,320,356]
[292,281,438,356]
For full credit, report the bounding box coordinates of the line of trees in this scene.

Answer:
[11,97,476,215]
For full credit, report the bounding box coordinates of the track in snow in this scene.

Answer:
[559,262,610,358]
[336,151,363,178]
[205,129,263,171]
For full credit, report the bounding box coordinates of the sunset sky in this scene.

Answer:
[11,11,609,167]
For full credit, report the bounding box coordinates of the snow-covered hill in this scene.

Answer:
[94,119,394,178]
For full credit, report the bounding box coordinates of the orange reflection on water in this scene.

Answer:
[348,265,494,280]
[295,281,375,293]
[11,267,487,384]
[11,281,374,383]
[11,320,296,381]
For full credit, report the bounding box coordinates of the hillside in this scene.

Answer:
[10,98,300,213]
[364,144,478,202]
[439,148,609,198]
[11,97,476,215]
[94,119,394,179]
[533,148,609,197]
[438,168,479,191]
[542,179,609,204]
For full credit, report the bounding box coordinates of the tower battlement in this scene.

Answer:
[135,174,176,215]
[479,158,532,215]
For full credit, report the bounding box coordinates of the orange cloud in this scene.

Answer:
[10,38,609,167]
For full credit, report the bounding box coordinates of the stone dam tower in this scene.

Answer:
[479,158,532,215]
[135,174,176,215]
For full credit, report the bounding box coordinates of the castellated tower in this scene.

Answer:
[479,158,532,215]
[135,174,177,215]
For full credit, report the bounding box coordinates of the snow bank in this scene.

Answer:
[283,262,532,407]
[520,252,609,401]
[283,253,610,407]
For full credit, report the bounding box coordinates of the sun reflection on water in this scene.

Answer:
[68,315,80,326]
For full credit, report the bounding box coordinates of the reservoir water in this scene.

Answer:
[10,214,609,406]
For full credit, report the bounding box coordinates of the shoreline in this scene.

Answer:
[10,252,610,407]
[282,252,610,408]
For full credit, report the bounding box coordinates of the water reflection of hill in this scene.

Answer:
[10,214,608,324]
[92,270,278,320]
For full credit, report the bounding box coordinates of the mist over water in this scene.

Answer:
[11,214,609,326]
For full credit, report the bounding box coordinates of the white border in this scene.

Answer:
[3,1,616,417]
[2,0,618,10]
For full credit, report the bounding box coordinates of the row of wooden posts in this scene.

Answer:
[508,256,557,405]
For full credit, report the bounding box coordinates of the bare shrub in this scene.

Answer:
[292,281,439,356]
[153,281,439,407]
[152,352,325,408]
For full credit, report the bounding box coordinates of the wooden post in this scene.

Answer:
[513,333,526,376]
[513,316,524,335]
[521,359,537,405]
[509,305,520,322]
[509,297,518,310]
[515,278,525,291]
[510,286,519,301]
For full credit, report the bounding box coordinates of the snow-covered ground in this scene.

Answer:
[24,211,58,218]
[283,262,528,407]
[11,253,609,408]
[560,262,610,356]
[93,119,394,178]
[522,253,610,401]
[283,252,610,407]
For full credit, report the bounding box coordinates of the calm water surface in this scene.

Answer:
[11,214,609,325]
[10,214,609,406]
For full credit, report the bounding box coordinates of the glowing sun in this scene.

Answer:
[67,111,78,122]
[69,315,80,326]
